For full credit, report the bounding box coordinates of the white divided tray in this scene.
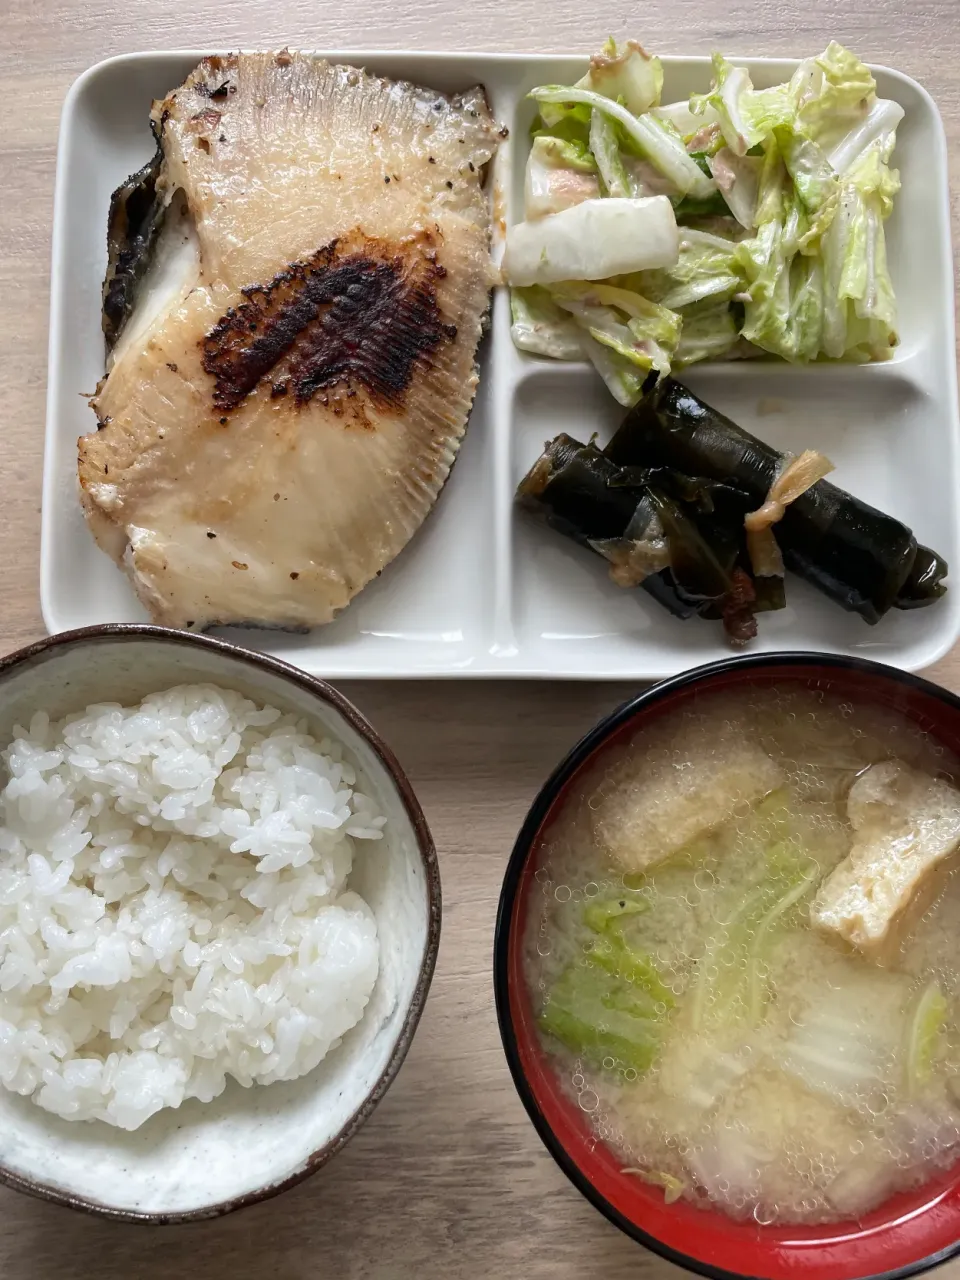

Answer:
[42,51,960,677]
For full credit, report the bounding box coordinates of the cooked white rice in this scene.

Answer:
[0,684,384,1130]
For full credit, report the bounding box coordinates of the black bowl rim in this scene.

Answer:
[0,623,441,1224]
[493,650,960,1280]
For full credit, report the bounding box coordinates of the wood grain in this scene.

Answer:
[0,1,958,1275]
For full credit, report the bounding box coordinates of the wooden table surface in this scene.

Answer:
[1,0,959,1275]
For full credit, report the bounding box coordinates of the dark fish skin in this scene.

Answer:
[102,142,165,352]
[187,621,313,635]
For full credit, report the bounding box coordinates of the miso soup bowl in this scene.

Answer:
[494,652,960,1280]
[0,624,440,1222]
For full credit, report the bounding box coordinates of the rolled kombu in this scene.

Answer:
[606,379,948,624]
[517,435,736,621]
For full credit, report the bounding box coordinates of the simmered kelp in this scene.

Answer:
[518,434,736,622]
[516,377,948,642]
[608,379,948,624]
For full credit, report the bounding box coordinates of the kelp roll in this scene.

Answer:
[896,546,952,610]
[606,379,948,624]
[517,435,736,621]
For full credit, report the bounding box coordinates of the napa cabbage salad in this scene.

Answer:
[504,40,903,404]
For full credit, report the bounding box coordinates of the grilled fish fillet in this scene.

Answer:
[80,52,500,628]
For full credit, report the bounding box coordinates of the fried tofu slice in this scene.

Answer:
[811,761,960,964]
[592,728,784,873]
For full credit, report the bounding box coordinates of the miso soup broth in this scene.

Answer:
[524,684,960,1226]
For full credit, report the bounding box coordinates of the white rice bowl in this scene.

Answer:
[0,683,387,1132]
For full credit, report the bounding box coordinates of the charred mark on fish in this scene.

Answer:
[193,53,239,93]
[201,232,453,414]
[102,140,165,352]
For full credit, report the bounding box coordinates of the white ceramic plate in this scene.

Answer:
[42,50,960,678]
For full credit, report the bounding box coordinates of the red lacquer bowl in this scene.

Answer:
[494,653,960,1280]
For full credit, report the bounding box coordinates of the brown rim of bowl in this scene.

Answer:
[0,623,441,1224]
